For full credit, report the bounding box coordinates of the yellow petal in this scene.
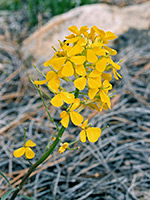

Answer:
[108,59,120,70]
[70,111,83,126]
[97,100,108,111]
[13,147,25,158]
[60,91,74,104]
[77,38,87,46]
[58,146,65,154]
[67,44,84,57]
[92,48,107,56]
[75,65,86,76]
[43,59,52,67]
[104,46,117,55]
[48,77,60,92]
[70,56,86,65]
[25,140,36,147]
[74,77,86,90]
[66,37,79,43]
[62,61,74,77]
[100,90,111,109]
[105,31,118,40]
[88,70,101,78]
[88,88,99,99]
[86,127,101,142]
[62,142,69,149]
[25,147,35,159]
[46,71,56,80]
[113,68,122,80]
[34,80,47,85]
[60,113,70,128]
[70,98,80,111]
[96,58,107,72]
[87,49,98,63]
[60,111,67,118]
[102,73,112,81]
[81,119,88,129]
[68,26,79,35]
[46,57,66,70]
[58,142,69,153]
[103,80,112,91]
[90,42,104,48]
[65,34,76,39]
[51,94,63,107]
[88,77,101,89]
[92,26,105,39]
[79,26,89,34]
[89,102,100,111]
[80,130,86,143]
[90,27,95,42]
[57,69,63,78]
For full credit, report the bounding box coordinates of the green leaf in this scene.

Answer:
[0,170,12,188]
[1,188,17,200]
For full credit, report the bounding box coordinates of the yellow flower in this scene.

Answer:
[58,142,69,154]
[88,80,112,109]
[86,49,98,63]
[74,68,102,91]
[68,25,89,36]
[92,26,118,44]
[34,71,61,92]
[65,26,89,43]
[13,140,36,159]
[51,91,75,107]
[87,70,102,89]
[44,43,86,77]
[80,120,101,143]
[60,98,83,128]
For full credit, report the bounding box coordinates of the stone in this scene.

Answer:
[21,2,150,67]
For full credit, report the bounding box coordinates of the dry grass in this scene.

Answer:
[1,24,150,200]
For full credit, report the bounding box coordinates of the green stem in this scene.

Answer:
[10,126,65,200]
[74,88,79,98]
[29,76,52,100]
[45,122,61,151]
[69,139,80,146]
[33,65,46,78]
[23,128,27,146]
[38,87,52,100]
[38,87,59,129]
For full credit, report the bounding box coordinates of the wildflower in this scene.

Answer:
[59,142,69,154]
[88,80,112,109]
[65,26,89,43]
[44,43,86,77]
[51,91,75,107]
[60,98,83,128]
[74,69,102,91]
[34,71,61,92]
[13,140,36,159]
[80,120,101,143]
[92,26,118,44]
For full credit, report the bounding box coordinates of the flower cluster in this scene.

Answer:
[34,25,121,146]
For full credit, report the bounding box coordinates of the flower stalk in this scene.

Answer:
[11,25,122,199]
[10,126,65,200]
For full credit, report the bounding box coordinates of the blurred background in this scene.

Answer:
[1,0,150,199]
